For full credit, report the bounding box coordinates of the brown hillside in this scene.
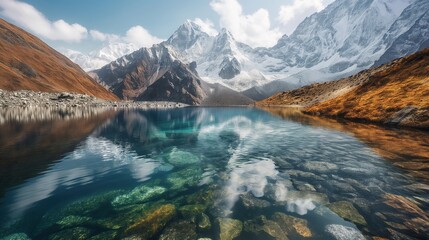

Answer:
[259,48,429,129]
[0,18,118,101]
[305,48,429,129]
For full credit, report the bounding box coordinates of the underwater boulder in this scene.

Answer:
[244,215,287,240]
[327,201,367,226]
[217,218,243,240]
[111,186,166,207]
[124,204,176,238]
[272,212,312,238]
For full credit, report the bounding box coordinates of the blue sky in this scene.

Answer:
[0,0,334,52]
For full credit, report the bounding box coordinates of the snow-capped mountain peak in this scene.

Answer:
[66,0,428,98]
[63,42,138,71]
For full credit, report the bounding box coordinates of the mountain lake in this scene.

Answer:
[0,107,428,240]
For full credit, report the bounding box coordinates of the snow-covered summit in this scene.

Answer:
[66,0,428,97]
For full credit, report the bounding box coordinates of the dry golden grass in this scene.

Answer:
[305,48,429,128]
[257,70,371,107]
[258,48,429,129]
[0,19,118,101]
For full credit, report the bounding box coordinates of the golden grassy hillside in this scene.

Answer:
[258,48,429,129]
[0,19,118,101]
[305,48,429,129]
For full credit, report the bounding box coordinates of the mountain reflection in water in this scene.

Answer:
[0,107,427,240]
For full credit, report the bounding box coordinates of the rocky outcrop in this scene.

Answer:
[138,61,207,105]
[219,57,241,80]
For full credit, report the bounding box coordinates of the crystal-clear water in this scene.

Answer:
[0,107,428,240]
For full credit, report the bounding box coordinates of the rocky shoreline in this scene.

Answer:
[0,89,188,109]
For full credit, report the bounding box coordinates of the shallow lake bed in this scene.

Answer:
[0,107,428,240]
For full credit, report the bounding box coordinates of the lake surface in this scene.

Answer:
[0,107,428,240]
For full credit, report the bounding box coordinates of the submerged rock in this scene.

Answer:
[36,190,124,234]
[244,216,288,240]
[186,187,215,206]
[125,204,176,238]
[218,218,243,240]
[325,224,365,240]
[327,201,367,225]
[0,233,31,240]
[88,230,118,240]
[95,202,156,230]
[197,213,212,230]
[179,204,207,221]
[240,193,271,209]
[56,215,92,228]
[111,186,166,207]
[167,148,200,166]
[325,180,355,193]
[286,170,324,181]
[272,212,312,238]
[48,227,92,240]
[159,220,197,240]
[166,167,202,190]
[301,161,338,173]
[293,180,316,192]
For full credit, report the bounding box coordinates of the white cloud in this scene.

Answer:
[278,0,334,35]
[0,0,87,42]
[210,0,282,48]
[193,18,218,36]
[0,0,162,49]
[125,25,163,48]
[89,30,107,41]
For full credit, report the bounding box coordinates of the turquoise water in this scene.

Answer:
[0,107,428,239]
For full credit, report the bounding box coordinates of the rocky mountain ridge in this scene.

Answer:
[90,43,254,106]
[72,0,429,101]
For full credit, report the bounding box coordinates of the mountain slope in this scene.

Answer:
[374,0,429,66]
[78,0,429,101]
[305,48,429,128]
[0,19,118,101]
[63,42,138,71]
[259,48,429,129]
[166,22,275,91]
[90,43,253,105]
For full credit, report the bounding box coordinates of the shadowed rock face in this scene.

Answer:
[138,61,206,105]
[219,57,241,80]
[90,45,207,105]
[0,19,118,101]
[91,45,253,106]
